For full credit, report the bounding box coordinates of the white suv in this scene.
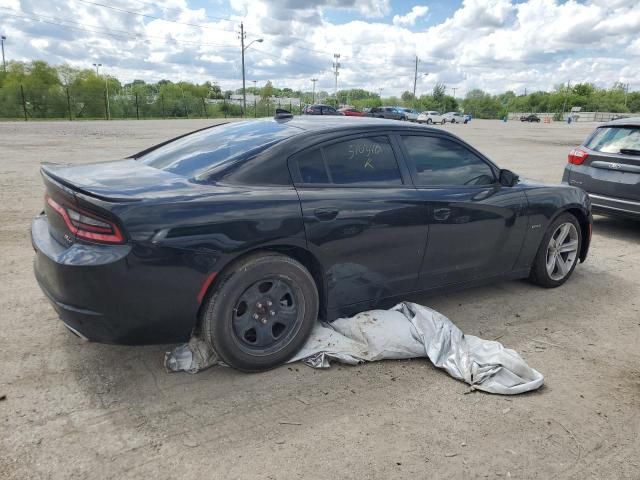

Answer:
[417,111,444,124]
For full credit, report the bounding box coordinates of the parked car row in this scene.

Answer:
[303,104,470,125]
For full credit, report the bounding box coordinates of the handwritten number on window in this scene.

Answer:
[347,142,383,170]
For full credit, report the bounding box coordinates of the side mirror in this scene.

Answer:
[499,169,519,187]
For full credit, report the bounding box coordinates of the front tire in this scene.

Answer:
[426,118,433,124]
[529,213,581,288]
[201,253,318,371]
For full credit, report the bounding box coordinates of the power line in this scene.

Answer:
[74,0,237,33]
[1,8,238,49]
[126,0,237,23]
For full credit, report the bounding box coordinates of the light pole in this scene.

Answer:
[310,78,318,104]
[239,22,263,116]
[1,35,6,73]
[333,54,341,107]
[93,63,110,120]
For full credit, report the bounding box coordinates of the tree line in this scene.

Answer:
[0,60,637,120]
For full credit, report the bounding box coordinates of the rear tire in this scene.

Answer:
[442,119,447,124]
[201,253,318,371]
[529,213,581,288]
[426,118,433,124]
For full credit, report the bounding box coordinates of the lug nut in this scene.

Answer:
[256,302,263,309]
[266,300,273,307]
[270,310,276,316]
[261,317,268,324]
[253,313,259,320]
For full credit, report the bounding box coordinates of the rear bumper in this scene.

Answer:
[32,214,200,345]
[588,193,640,219]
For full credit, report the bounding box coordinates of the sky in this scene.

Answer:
[0,0,639,97]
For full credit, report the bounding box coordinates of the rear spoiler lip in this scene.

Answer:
[40,164,142,203]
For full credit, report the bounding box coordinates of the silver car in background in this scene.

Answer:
[562,117,640,219]
[400,108,420,122]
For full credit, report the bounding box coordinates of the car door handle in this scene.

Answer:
[314,208,339,221]
[433,208,451,221]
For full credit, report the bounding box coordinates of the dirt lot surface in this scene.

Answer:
[1,119,638,479]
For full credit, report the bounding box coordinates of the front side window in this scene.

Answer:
[293,136,403,186]
[401,135,495,186]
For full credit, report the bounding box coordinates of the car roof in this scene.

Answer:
[273,115,438,132]
[602,117,640,127]
[219,116,446,138]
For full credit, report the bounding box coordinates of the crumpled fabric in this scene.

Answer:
[164,302,544,395]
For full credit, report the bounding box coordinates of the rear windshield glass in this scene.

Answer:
[138,121,297,177]
[586,127,640,154]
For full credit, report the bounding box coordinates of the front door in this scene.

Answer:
[397,134,528,289]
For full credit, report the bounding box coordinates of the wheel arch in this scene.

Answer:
[556,206,592,262]
[196,244,327,328]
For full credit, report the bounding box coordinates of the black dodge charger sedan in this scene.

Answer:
[32,116,592,371]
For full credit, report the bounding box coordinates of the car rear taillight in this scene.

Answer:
[45,195,124,244]
[568,148,589,165]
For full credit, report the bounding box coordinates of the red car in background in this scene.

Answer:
[338,107,366,117]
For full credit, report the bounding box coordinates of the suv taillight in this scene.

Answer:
[45,195,124,244]
[568,148,588,165]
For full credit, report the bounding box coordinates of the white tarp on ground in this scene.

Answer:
[165,302,544,395]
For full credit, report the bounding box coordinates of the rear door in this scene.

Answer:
[569,125,640,201]
[290,133,429,310]
[397,134,528,289]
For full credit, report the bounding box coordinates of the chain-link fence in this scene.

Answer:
[0,84,304,120]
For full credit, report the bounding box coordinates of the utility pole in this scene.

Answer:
[240,22,246,116]
[252,79,257,117]
[561,79,571,119]
[624,83,629,108]
[333,53,340,107]
[92,62,101,76]
[104,73,111,120]
[239,22,263,117]
[412,55,419,98]
[451,87,458,98]
[1,35,6,73]
[311,78,318,104]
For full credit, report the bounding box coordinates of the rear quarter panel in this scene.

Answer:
[95,184,306,339]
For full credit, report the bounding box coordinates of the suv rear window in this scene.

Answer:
[586,127,640,154]
[138,121,296,177]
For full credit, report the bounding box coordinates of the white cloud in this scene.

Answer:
[392,5,429,27]
[0,0,638,96]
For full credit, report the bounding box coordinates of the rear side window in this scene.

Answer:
[401,135,495,186]
[585,127,640,153]
[293,136,403,186]
[138,121,295,178]
[298,149,329,183]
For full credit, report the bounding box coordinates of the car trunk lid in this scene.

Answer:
[41,159,196,202]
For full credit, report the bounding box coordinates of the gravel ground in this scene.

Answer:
[0,118,638,479]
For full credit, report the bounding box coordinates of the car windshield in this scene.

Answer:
[138,120,297,177]
[585,126,640,154]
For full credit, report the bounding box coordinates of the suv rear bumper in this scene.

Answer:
[588,193,640,219]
